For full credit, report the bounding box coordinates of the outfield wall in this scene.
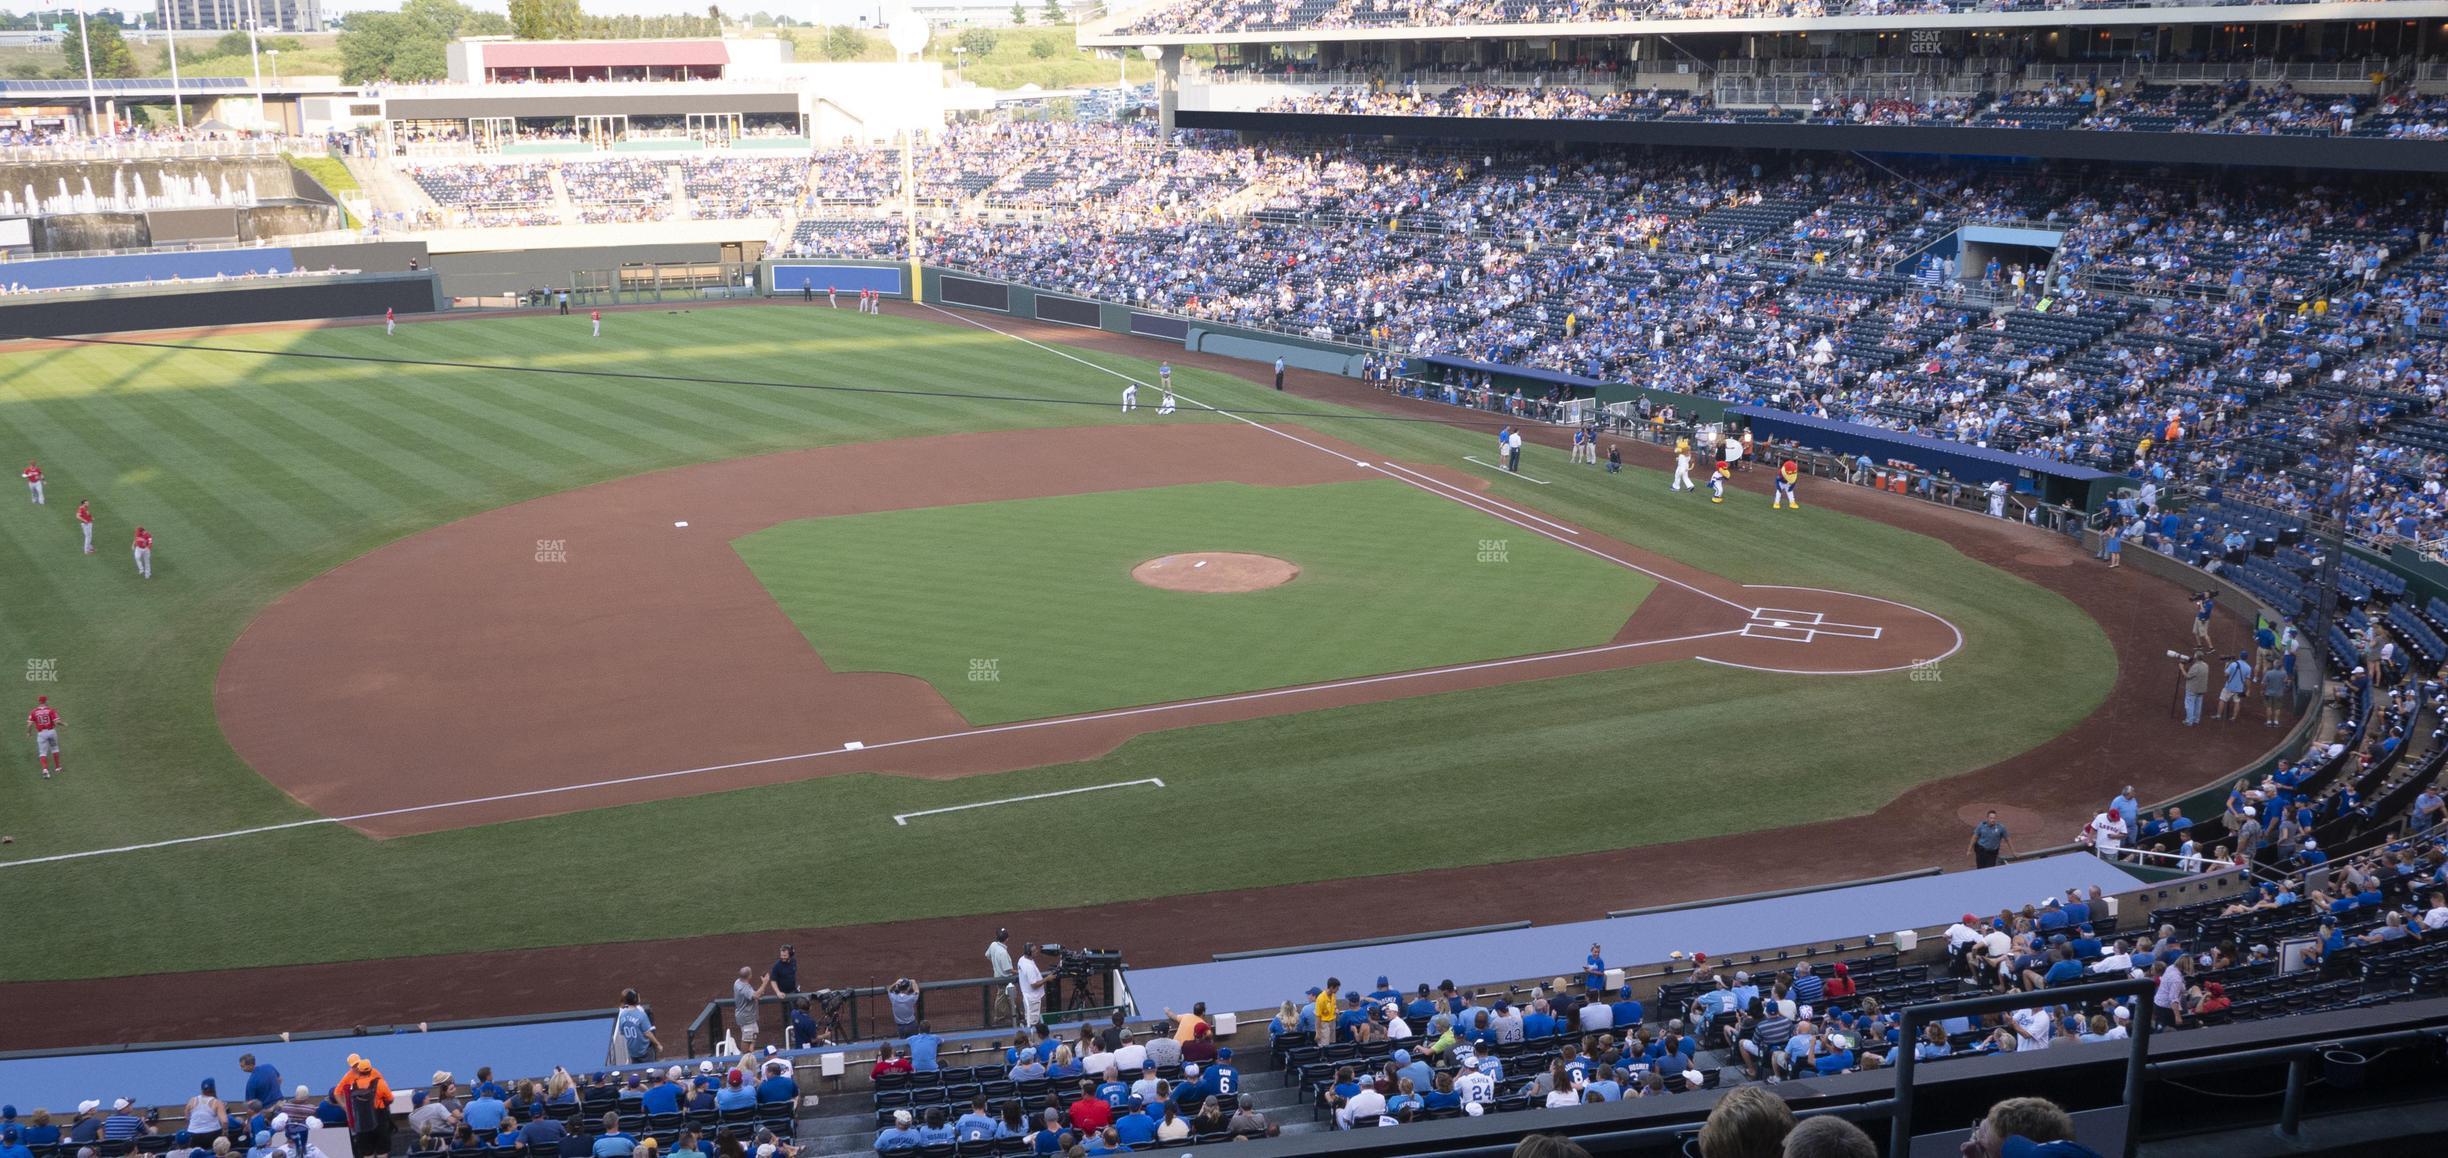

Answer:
[0,271,442,338]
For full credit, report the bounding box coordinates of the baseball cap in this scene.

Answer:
[76,1102,98,1115]
[665,1066,682,1082]
[891,1110,912,1127]
[1216,1049,1231,1061]
[697,1061,714,1075]
[1375,976,1389,988]
[111,1100,129,1112]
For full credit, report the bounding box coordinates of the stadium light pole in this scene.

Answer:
[164,0,184,127]
[887,9,928,306]
[73,0,98,135]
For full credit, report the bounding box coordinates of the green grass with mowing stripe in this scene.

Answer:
[733,480,1657,723]
[0,306,2113,980]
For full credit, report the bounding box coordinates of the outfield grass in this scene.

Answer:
[0,307,2114,980]
[733,480,1657,723]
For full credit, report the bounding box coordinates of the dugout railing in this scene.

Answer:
[683,969,1129,1058]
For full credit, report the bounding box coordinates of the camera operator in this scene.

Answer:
[2176,649,2210,726]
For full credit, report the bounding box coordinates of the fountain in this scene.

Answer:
[77,176,95,213]
[111,169,124,209]
[132,172,147,210]
[244,173,257,205]
[53,178,69,214]
[22,186,35,216]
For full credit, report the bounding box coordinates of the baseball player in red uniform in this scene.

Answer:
[27,694,61,778]
[132,525,153,579]
[21,460,41,504]
[590,309,602,338]
[1773,459,1802,510]
[385,306,396,336]
[76,498,93,553]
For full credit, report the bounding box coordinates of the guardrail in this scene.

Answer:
[0,137,330,162]
[682,972,1126,1056]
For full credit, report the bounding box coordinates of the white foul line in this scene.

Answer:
[917,304,1756,616]
[1463,455,1551,484]
[894,778,1165,826]
[1378,462,1580,536]
[1,628,1744,868]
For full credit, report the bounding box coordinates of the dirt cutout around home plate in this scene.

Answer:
[1132,552,1300,593]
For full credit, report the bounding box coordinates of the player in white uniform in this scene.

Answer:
[1158,385,1175,415]
[1121,382,1139,412]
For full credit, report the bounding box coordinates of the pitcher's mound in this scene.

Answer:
[1133,552,1300,593]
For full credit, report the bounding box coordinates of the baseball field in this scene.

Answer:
[0,302,2118,991]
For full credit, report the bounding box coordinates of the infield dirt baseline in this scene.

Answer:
[208,323,1961,840]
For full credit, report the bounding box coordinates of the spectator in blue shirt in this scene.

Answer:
[905,1022,942,1073]
[754,1064,795,1106]
[714,1073,756,1112]
[1789,964,1826,1009]
[1521,1000,1556,1041]
[1584,944,1607,991]
[873,1109,920,1153]
[100,1103,146,1142]
[637,1071,682,1118]
[914,1108,955,1146]
[1401,986,1437,1025]
[1610,988,1644,1029]
[463,1089,508,1133]
[953,1098,997,1143]
[589,1115,635,1158]
[240,1057,283,1114]
[1367,976,1401,1005]
[1111,1103,1157,1147]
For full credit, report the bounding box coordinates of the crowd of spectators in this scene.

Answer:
[1245,72,2448,138]
[1125,0,2402,35]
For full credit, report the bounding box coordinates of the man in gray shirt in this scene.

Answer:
[1142,1025,1184,1071]
[732,968,761,1049]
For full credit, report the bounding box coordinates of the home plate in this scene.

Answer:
[674,521,689,528]
[842,741,865,750]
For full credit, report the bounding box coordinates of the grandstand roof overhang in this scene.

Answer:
[1179,108,2448,174]
[382,91,802,119]
[1081,0,2448,46]
[480,41,730,69]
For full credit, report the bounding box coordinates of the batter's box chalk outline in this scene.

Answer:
[1741,624,1820,643]
[1751,608,1825,624]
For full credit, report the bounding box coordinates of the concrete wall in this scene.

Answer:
[430,242,740,297]
[0,271,440,338]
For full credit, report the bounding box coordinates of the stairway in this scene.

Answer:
[790,1065,1323,1157]
[345,153,434,226]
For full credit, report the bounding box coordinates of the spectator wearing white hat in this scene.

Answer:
[99,1102,145,1143]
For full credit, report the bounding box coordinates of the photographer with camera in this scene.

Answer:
[2174,649,2210,726]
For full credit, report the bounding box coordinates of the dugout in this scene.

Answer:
[1732,405,2121,509]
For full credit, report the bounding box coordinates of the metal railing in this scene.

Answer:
[1890,979,2157,1158]
[682,972,1126,1056]
[0,137,329,162]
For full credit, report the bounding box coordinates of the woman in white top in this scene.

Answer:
[187,1077,229,1138]
[1155,1104,1192,1142]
